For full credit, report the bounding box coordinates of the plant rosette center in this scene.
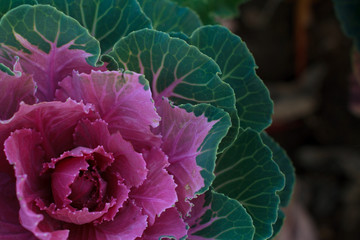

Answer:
[34,146,120,225]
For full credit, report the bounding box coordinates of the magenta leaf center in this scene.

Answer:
[68,165,107,211]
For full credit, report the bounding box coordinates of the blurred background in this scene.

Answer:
[224,0,360,239]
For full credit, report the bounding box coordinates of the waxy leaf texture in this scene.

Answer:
[0,1,295,239]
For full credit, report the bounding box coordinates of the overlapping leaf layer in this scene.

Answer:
[0,0,294,239]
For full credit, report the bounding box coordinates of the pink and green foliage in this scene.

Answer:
[0,59,36,120]
[0,1,294,240]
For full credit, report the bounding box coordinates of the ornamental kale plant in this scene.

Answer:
[0,0,295,240]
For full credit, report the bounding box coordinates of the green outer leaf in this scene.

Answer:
[100,54,118,71]
[171,0,248,24]
[260,133,294,239]
[0,4,99,65]
[169,31,190,42]
[332,0,360,50]
[37,0,152,53]
[109,28,239,151]
[179,103,231,194]
[213,128,285,240]
[189,25,273,132]
[138,0,202,36]
[0,0,37,19]
[0,4,100,101]
[189,190,255,239]
[270,209,285,239]
[261,132,295,207]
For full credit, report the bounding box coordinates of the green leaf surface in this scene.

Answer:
[138,0,202,36]
[179,103,231,194]
[189,25,273,132]
[0,0,37,19]
[0,4,99,63]
[0,4,100,100]
[333,0,360,50]
[37,0,152,53]
[171,0,248,24]
[213,128,285,240]
[270,209,285,239]
[169,31,190,42]
[187,190,255,239]
[109,28,239,151]
[261,132,295,207]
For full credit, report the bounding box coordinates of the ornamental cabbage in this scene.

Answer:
[0,1,294,240]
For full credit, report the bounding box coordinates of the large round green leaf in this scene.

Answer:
[189,25,273,132]
[37,0,152,53]
[138,0,202,36]
[260,132,295,239]
[213,128,285,240]
[261,132,295,207]
[0,0,37,19]
[0,4,100,100]
[270,209,285,239]
[109,29,239,151]
[187,190,255,240]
